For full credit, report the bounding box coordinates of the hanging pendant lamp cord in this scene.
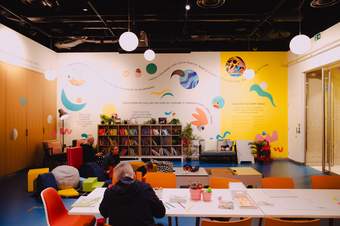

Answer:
[128,0,131,32]
[298,0,306,35]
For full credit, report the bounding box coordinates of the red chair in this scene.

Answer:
[67,147,83,169]
[41,187,95,226]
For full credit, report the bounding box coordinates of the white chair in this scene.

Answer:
[236,140,254,164]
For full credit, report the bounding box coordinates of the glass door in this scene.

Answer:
[306,62,340,174]
[325,64,340,174]
[305,70,324,169]
[323,68,331,173]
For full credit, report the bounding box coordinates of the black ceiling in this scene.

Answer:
[0,0,339,52]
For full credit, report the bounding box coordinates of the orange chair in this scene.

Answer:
[143,172,177,225]
[310,175,340,189]
[144,172,176,188]
[261,177,295,189]
[135,171,143,181]
[209,177,241,188]
[41,187,96,226]
[201,217,252,226]
[264,218,320,226]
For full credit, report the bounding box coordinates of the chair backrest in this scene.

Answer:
[202,217,252,226]
[261,177,295,189]
[311,175,340,189]
[209,177,241,188]
[43,140,62,155]
[41,187,68,226]
[264,217,320,226]
[66,147,83,169]
[144,172,176,188]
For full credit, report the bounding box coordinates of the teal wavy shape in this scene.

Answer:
[61,89,86,111]
[216,131,231,141]
[250,84,276,107]
[161,92,174,98]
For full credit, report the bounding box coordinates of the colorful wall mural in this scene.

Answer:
[56,52,288,158]
[220,52,288,158]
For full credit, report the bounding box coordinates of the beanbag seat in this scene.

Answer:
[52,165,80,189]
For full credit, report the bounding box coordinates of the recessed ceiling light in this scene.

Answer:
[185,4,191,10]
[83,8,88,11]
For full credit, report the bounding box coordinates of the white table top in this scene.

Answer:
[248,189,340,218]
[69,188,340,219]
[174,167,208,176]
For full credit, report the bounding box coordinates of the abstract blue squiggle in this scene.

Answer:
[216,131,231,141]
[250,84,276,107]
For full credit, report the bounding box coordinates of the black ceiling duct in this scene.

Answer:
[21,0,60,8]
[310,0,340,7]
[196,0,226,8]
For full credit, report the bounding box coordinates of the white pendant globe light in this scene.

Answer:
[144,49,156,61]
[289,34,311,55]
[119,31,139,52]
[44,69,57,80]
[243,69,255,80]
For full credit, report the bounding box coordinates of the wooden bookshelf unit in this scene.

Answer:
[98,124,182,159]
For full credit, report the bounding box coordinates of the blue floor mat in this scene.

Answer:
[0,160,328,226]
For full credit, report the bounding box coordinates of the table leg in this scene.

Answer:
[195,217,200,226]
[329,218,334,226]
[258,218,262,226]
[168,217,172,226]
[175,217,178,226]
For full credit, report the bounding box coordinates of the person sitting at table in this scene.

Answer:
[80,135,97,163]
[102,146,120,178]
[99,162,165,226]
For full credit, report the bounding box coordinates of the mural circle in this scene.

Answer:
[225,56,246,77]
[179,70,199,89]
[146,63,157,74]
[212,96,225,109]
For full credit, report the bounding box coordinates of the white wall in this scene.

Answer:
[56,52,221,146]
[0,24,57,72]
[288,22,340,162]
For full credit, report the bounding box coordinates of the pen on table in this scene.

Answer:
[165,201,175,208]
[177,201,185,209]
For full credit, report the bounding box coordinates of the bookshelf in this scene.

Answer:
[98,124,182,159]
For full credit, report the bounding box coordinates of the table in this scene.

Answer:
[247,189,340,218]
[69,188,340,222]
[69,187,263,217]
[174,167,209,188]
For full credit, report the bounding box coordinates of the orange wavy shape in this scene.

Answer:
[191,108,208,126]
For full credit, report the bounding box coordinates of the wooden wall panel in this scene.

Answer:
[0,62,6,177]
[26,69,44,167]
[5,63,28,174]
[42,79,57,140]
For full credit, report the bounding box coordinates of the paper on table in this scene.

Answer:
[169,195,187,203]
[262,190,297,198]
[229,182,247,190]
[154,188,163,199]
[232,191,257,208]
[72,197,101,207]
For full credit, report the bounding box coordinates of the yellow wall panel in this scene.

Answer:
[220,52,288,158]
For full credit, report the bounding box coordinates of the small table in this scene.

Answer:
[229,167,262,188]
[174,167,209,188]
[209,167,262,188]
